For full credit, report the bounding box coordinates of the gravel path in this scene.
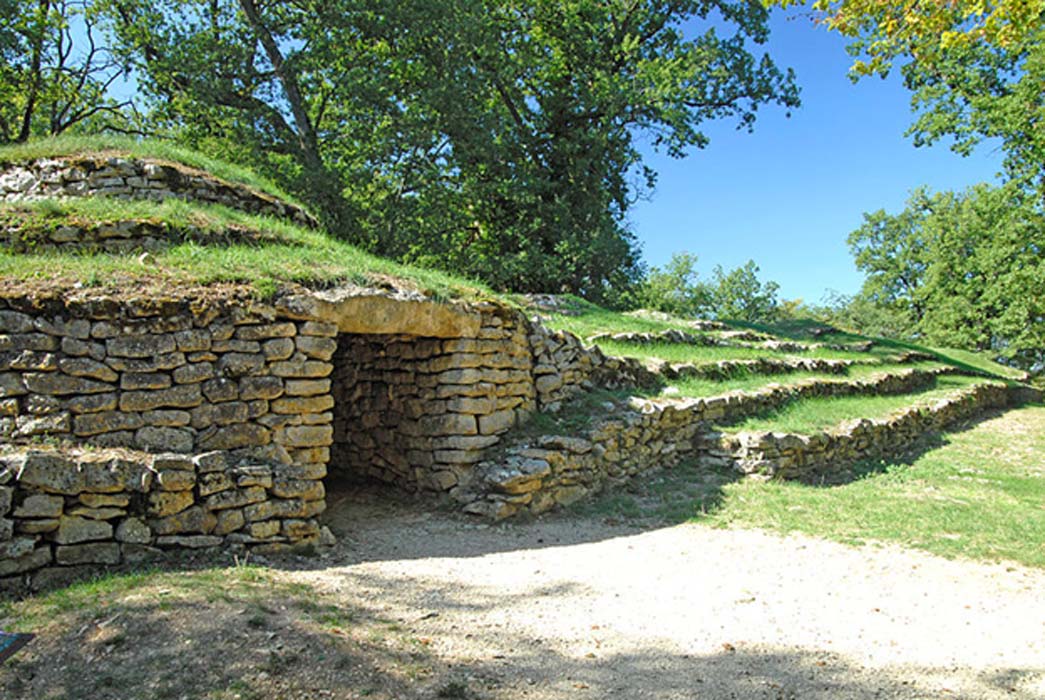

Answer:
[298,490,1045,700]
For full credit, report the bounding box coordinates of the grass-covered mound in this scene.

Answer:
[0,134,299,206]
[0,138,491,302]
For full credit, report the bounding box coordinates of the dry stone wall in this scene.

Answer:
[0,156,315,226]
[0,447,328,594]
[700,382,1033,481]
[0,216,265,254]
[461,367,1009,519]
[331,308,537,493]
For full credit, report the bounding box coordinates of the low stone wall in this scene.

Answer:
[0,216,265,254]
[460,367,968,518]
[528,323,658,411]
[700,382,1035,481]
[0,447,327,593]
[650,356,853,381]
[0,156,316,227]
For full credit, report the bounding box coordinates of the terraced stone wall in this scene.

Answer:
[701,383,1034,480]
[463,370,1030,519]
[0,156,315,226]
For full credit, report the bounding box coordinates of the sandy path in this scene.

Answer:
[296,490,1045,700]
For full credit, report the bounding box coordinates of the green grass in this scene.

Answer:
[0,199,490,301]
[722,375,992,434]
[701,404,1045,567]
[581,404,1045,568]
[0,134,301,207]
[663,361,947,399]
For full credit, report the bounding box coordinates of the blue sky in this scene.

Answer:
[628,9,1004,304]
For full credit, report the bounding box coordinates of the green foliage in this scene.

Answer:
[0,0,132,143]
[96,0,799,300]
[847,184,1045,370]
[634,252,712,317]
[710,259,780,322]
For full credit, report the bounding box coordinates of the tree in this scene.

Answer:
[847,184,1045,368]
[710,259,780,322]
[0,0,132,143]
[99,0,800,299]
[771,1,1045,196]
[635,252,712,317]
[846,187,933,324]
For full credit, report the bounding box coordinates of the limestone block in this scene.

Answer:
[15,412,71,437]
[198,423,271,450]
[190,401,249,428]
[106,334,176,358]
[244,498,323,522]
[150,506,216,536]
[270,360,332,378]
[0,545,52,576]
[235,322,296,340]
[281,519,320,540]
[205,486,266,511]
[201,377,239,402]
[0,398,16,416]
[79,493,130,508]
[55,516,113,544]
[283,379,329,397]
[233,465,272,488]
[67,505,126,520]
[478,409,516,435]
[0,311,34,333]
[262,337,295,361]
[24,372,112,395]
[298,321,338,337]
[116,517,152,544]
[169,361,216,385]
[193,451,228,473]
[155,535,222,548]
[2,350,58,371]
[68,392,118,414]
[0,333,58,352]
[13,493,64,519]
[156,469,195,491]
[277,425,332,448]
[58,357,118,382]
[0,372,26,397]
[198,472,233,497]
[173,329,212,353]
[119,383,202,411]
[270,395,333,415]
[214,508,245,536]
[270,479,324,501]
[295,336,337,360]
[239,376,284,400]
[148,490,194,517]
[0,485,10,515]
[25,394,61,415]
[106,351,186,372]
[152,453,194,471]
[421,413,477,436]
[73,411,144,436]
[218,352,265,378]
[144,409,192,427]
[248,520,280,539]
[56,542,121,565]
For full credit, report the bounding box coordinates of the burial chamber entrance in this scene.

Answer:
[314,291,538,497]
